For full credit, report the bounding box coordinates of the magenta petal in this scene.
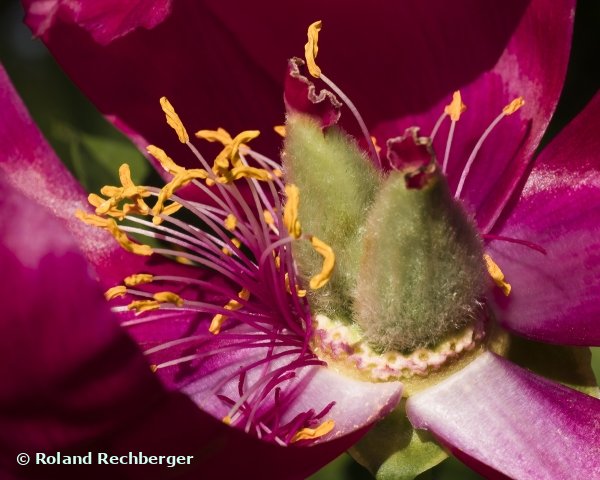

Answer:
[374,0,574,231]
[488,93,600,346]
[162,331,401,442]
[0,182,358,479]
[407,352,600,479]
[25,0,173,45]
[0,178,163,461]
[24,1,569,167]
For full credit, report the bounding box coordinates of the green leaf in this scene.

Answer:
[51,121,149,193]
[505,335,599,397]
[349,400,447,480]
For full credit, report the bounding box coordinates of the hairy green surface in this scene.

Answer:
[283,114,380,321]
[355,171,486,353]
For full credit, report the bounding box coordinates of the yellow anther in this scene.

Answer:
[105,285,127,300]
[291,419,335,443]
[263,209,275,226]
[153,169,209,217]
[127,300,160,313]
[444,91,467,122]
[503,97,525,116]
[222,416,232,425]
[483,254,511,296]
[76,210,111,228]
[195,128,233,145]
[221,237,242,256]
[285,273,307,297]
[273,169,284,178]
[123,273,154,287]
[197,129,260,174]
[224,214,237,231]
[220,166,272,183]
[153,291,185,306]
[150,364,159,373]
[118,163,135,190]
[146,145,185,175]
[309,236,335,290]
[305,20,323,78]
[273,125,286,137]
[283,184,302,239]
[209,288,250,334]
[370,136,382,154]
[152,200,183,226]
[160,96,189,143]
[77,211,153,256]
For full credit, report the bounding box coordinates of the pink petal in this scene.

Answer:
[407,352,600,479]
[374,0,574,232]
[25,0,173,45]
[154,328,402,443]
[488,93,600,346]
[0,181,365,479]
[23,0,570,174]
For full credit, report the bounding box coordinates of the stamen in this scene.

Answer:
[308,236,335,290]
[75,211,153,256]
[105,285,127,300]
[209,288,251,334]
[160,97,189,143]
[124,273,154,286]
[442,91,466,173]
[291,419,335,443]
[283,184,302,239]
[482,234,547,255]
[455,97,525,199]
[146,145,185,175]
[153,291,184,306]
[483,254,511,296]
[224,214,238,231]
[127,299,161,313]
[274,125,286,137]
[304,20,322,78]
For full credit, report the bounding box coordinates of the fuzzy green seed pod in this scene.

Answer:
[355,170,486,353]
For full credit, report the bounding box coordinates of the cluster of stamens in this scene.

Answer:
[77,97,337,445]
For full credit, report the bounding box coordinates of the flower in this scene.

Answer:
[3,0,599,479]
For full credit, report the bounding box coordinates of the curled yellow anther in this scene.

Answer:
[305,20,323,78]
[146,145,185,175]
[153,291,184,306]
[105,285,127,300]
[291,419,335,443]
[503,97,525,116]
[124,273,154,287]
[444,91,467,122]
[160,96,189,143]
[309,236,335,290]
[220,166,272,183]
[224,214,237,231]
[209,288,250,334]
[150,364,159,373]
[285,273,307,298]
[283,184,302,239]
[484,254,511,296]
[153,169,209,218]
[273,125,286,137]
[152,201,183,225]
[128,300,160,314]
[76,211,153,256]
[195,128,233,145]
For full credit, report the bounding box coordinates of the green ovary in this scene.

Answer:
[284,114,486,355]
